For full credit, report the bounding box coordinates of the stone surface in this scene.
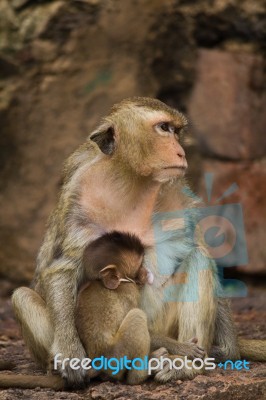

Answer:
[0,281,265,399]
[198,158,266,274]
[0,1,159,282]
[11,0,31,10]
[0,0,197,282]
[188,49,266,160]
[0,0,265,282]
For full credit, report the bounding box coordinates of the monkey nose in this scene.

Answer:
[177,147,186,158]
[177,151,187,166]
[177,154,188,169]
[177,152,185,159]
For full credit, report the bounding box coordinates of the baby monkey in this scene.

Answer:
[76,232,204,383]
[76,231,153,385]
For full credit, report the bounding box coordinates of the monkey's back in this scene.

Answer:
[76,281,141,358]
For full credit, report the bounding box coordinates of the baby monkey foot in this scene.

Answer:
[149,347,168,376]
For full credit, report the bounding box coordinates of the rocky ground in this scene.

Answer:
[0,280,265,400]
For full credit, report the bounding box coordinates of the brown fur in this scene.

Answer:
[10,97,265,388]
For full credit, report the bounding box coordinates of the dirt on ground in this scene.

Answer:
[0,280,265,400]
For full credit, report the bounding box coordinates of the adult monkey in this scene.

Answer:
[12,97,266,387]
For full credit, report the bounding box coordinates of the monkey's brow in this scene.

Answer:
[172,120,188,128]
[157,118,187,128]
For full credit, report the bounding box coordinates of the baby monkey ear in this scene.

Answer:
[90,124,116,155]
[99,265,121,290]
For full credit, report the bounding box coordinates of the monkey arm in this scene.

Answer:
[40,259,87,388]
[150,334,180,353]
[150,333,205,359]
[150,334,180,352]
[210,298,240,361]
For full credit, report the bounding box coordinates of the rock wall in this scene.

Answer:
[189,48,266,274]
[0,0,265,282]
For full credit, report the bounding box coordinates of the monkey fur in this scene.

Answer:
[1,230,204,389]
[76,230,150,385]
[0,231,150,389]
[11,97,266,387]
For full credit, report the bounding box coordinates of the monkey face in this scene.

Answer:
[116,106,188,182]
[89,97,188,182]
[149,117,188,182]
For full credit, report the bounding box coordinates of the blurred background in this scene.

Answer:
[0,0,265,289]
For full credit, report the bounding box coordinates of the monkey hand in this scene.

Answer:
[179,337,206,359]
[51,337,88,389]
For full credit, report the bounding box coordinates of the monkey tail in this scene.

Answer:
[239,338,266,361]
[0,373,64,390]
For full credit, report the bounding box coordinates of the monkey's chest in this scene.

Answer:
[82,207,154,246]
[79,186,158,243]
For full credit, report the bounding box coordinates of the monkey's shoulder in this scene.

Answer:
[62,141,100,184]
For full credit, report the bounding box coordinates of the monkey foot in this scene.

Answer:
[153,354,200,383]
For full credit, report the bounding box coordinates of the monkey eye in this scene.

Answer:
[156,122,172,135]
[160,122,170,132]
[156,122,179,137]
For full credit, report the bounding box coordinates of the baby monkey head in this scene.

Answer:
[84,231,151,290]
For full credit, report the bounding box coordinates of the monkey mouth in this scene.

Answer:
[164,165,187,170]
[155,165,187,182]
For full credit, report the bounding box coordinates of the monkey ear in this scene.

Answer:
[99,265,120,290]
[90,125,115,155]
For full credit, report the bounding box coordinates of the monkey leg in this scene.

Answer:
[12,287,54,369]
[177,264,217,354]
[155,255,217,382]
[106,308,150,385]
[210,299,240,362]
